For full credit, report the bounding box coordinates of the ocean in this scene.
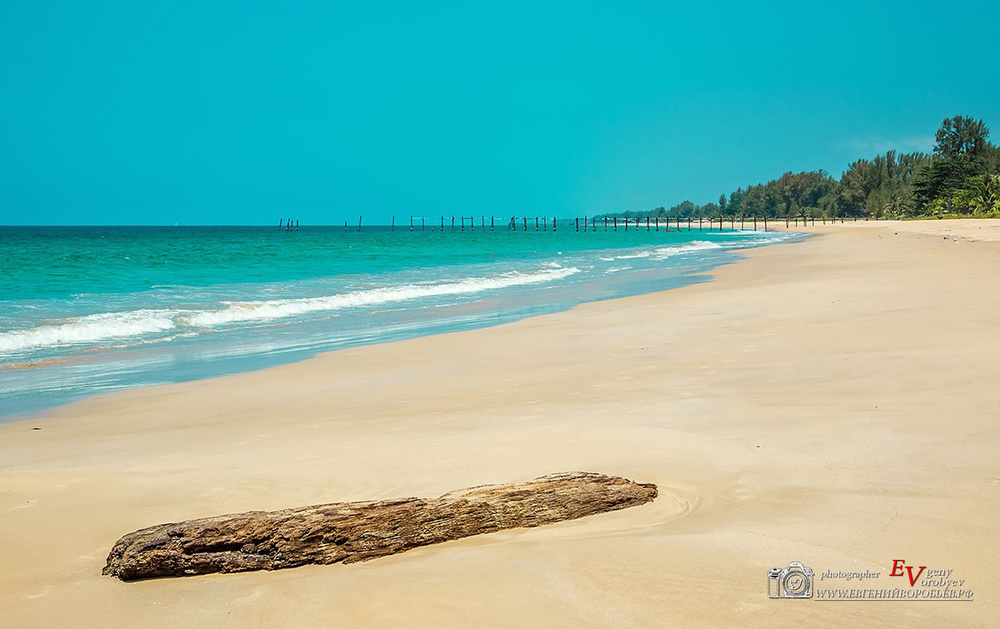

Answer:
[0,223,800,419]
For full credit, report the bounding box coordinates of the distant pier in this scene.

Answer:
[276,214,865,233]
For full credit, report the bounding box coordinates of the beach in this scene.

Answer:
[2,220,998,626]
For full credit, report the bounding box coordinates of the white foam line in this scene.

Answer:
[0,266,581,353]
[184,266,580,326]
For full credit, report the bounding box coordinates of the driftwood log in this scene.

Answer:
[104,472,657,581]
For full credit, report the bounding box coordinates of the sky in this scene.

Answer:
[1,0,998,225]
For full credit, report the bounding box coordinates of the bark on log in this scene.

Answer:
[104,472,657,581]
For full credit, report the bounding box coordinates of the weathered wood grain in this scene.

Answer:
[103,472,657,580]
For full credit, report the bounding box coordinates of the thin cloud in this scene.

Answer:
[838,135,935,156]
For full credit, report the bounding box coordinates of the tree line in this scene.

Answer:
[601,116,1000,220]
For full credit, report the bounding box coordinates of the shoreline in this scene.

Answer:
[2,220,998,627]
[0,230,800,424]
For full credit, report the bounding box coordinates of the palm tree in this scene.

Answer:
[972,175,1000,214]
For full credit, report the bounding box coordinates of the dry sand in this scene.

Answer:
[2,220,999,627]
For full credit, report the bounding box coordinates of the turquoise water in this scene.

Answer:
[0,224,799,419]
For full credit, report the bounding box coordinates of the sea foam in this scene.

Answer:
[0,310,178,353]
[0,266,579,353]
[184,266,580,326]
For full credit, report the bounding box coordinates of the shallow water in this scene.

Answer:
[0,224,801,419]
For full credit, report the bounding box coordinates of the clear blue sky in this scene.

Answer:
[1,1,998,225]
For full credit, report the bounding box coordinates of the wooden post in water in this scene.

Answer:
[296,220,299,231]
[785,216,790,228]
[614,217,617,231]
[523,216,527,231]
[584,215,588,231]
[699,217,703,231]
[753,215,757,231]
[358,216,362,231]
[452,217,456,231]
[278,219,284,230]
[491,216,494,231]
[461,216,465,231]
[763,215,768,231]
[553,216,557,231]
[655,217,659,231]
[575,217,579,232]
[535,217,539,231]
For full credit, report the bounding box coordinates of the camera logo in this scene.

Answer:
[767,562,814,599]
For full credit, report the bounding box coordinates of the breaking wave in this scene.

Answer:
[0,266,580,354]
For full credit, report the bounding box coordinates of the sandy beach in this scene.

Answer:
[2,220,998,627]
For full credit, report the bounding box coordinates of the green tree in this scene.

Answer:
[934,115,990,159]
[912,157,983,209]
[971,175,1000,214]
